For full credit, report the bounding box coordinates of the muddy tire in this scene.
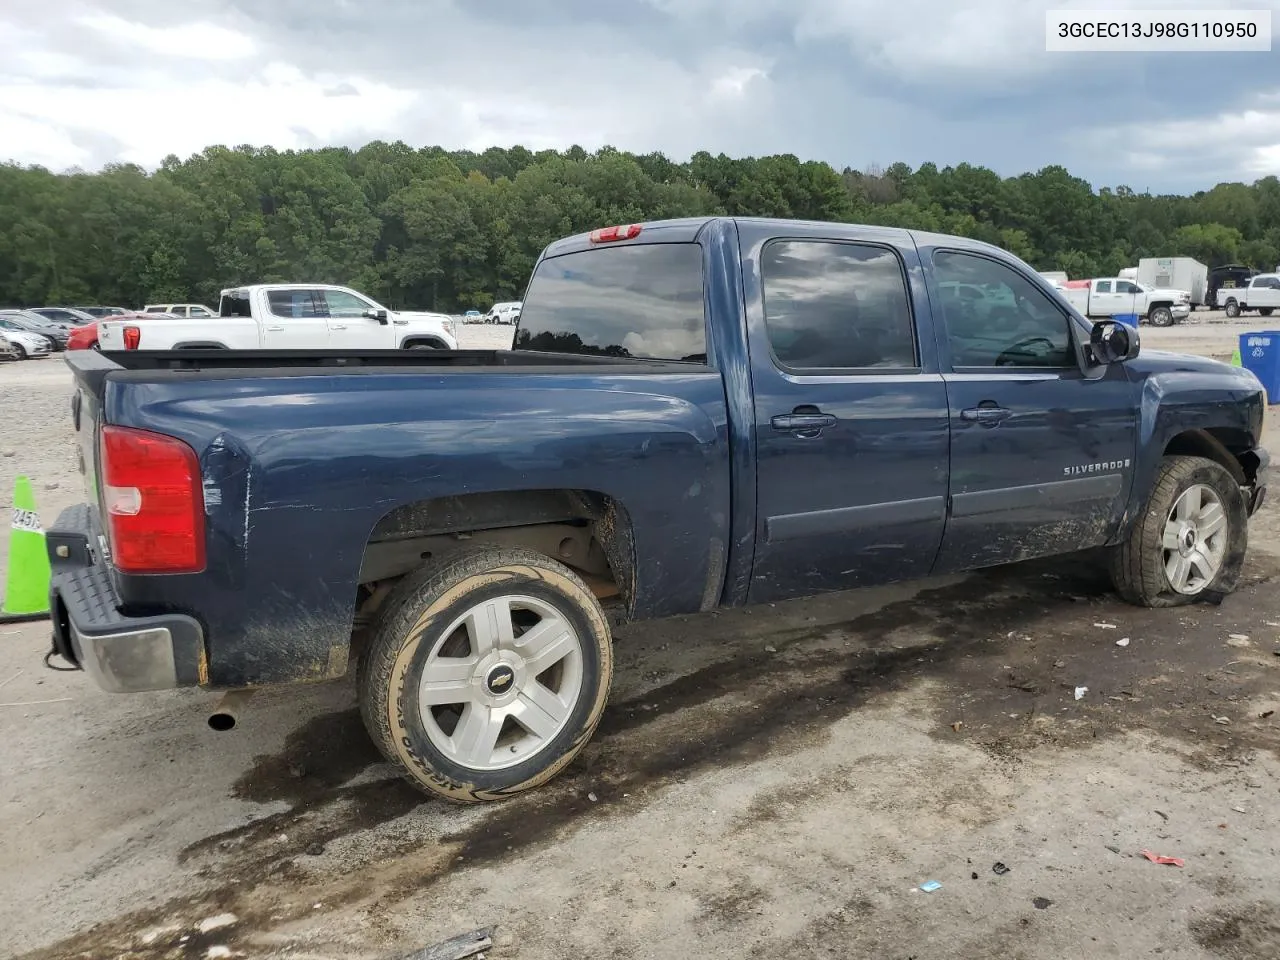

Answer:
[1109,455,1247,607]
[358,545,613,802]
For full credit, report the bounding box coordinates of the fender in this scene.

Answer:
[1111,352,1266,541]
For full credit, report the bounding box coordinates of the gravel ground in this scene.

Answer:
[2,317,1280,960]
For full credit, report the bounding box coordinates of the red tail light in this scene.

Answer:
[589,224,642,243]
[122,326,141,350]
[100,425,205,574]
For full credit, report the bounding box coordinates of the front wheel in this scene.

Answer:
[1148,305,1173,327]
[1109,455,1247,607]
[1225,300,1241,318]
[359,545,614,802]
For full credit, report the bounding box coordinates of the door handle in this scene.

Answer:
[265,325,285,332]
[771,411,837,437]
[330,324,347,330]
[960,405,1013,426]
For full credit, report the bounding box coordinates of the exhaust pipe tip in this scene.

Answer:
[207,688,255,732]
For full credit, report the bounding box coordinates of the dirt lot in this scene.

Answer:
[3,315,1280,960]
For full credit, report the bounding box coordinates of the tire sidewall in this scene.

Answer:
[1150,307,1172,327]
[1226,301,1240,318]
[384,561,611,800]
[1148,460,1247,601]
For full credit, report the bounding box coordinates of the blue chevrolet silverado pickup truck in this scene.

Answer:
[48,217,1269,802]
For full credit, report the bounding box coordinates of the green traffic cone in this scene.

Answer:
[2,476,51,619]
[1231,345,1242,366]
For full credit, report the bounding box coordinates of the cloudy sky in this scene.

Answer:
[2,0,1278,193]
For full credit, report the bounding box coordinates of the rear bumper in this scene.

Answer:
[46,504,205,693]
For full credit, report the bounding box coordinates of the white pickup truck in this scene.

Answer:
[1059,277,1191,326]
[98,284,458,352]
[1216,274,1280,318]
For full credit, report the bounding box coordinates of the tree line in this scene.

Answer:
[2,142,1279,312]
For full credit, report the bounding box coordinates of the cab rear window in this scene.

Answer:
[514,243,706,362]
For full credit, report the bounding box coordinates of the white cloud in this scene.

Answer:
[77,13,257,59]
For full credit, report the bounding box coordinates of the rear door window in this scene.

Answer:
[515,243,706,361]
[268,289,328,319]
[761,240,917,370]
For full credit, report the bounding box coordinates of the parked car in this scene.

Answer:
[0,318,58,353]
[0,333,17,360]
[143,303,217,319]
[66,323,100,351]
[485,301,522,324]
[74,306,128,318]
[463,310,485,323]
[0,309,71,350]
[1137,258,1209,309]
[1216,273,1280,318]
[48,217,1269,805]
[99,285,457,351]
[31,306,96,326]
[1060,277,1191,326]
[0,324,52,359]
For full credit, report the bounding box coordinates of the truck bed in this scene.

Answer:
[64,345,731,687]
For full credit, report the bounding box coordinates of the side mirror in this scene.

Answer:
[364,308,389,325]
[1089,320,1140,365]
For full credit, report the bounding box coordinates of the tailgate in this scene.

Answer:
[96,320,126,350]
[65,350,122,513]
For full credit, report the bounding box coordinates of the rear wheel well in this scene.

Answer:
[355,489,635,627]
[1163,429,1252,485]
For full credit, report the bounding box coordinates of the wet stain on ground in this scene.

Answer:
[20,554,1280,959]
[1190,901,1280,958]
[231,707,384,806]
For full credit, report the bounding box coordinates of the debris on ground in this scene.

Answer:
[1232,806,1246,814]
[1032,897,1053,910]
[197,914,238,934]
[1213,715,1231,725]
[919,881,942,893]
[993,862,1010,875]
[764,645,777,653]
[1094,623,1117,629]
[1105,845,1121,855]
[399,926,495,960]
[951,721,963,732]
[1154,810,1169,822]
[971,872,978,879]
[588,792,598,802]
[1140,850,1185,867]
[1116,637,1130,647]
[1261,710,1274,719]
[1074,686,1088,700]
[1228,634,1251,644]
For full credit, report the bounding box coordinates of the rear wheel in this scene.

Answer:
[11,343,26,360]
[1109,455,1247,607]
[359,545,614,802]
[1225,300,1241,318]
[1260,308,1274,317]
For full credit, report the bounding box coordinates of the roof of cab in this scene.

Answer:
[541,216,1018,263]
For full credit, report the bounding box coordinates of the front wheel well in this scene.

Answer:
[354,489,636,626]
[400,337,448,349]
[1163,429,1252,485]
